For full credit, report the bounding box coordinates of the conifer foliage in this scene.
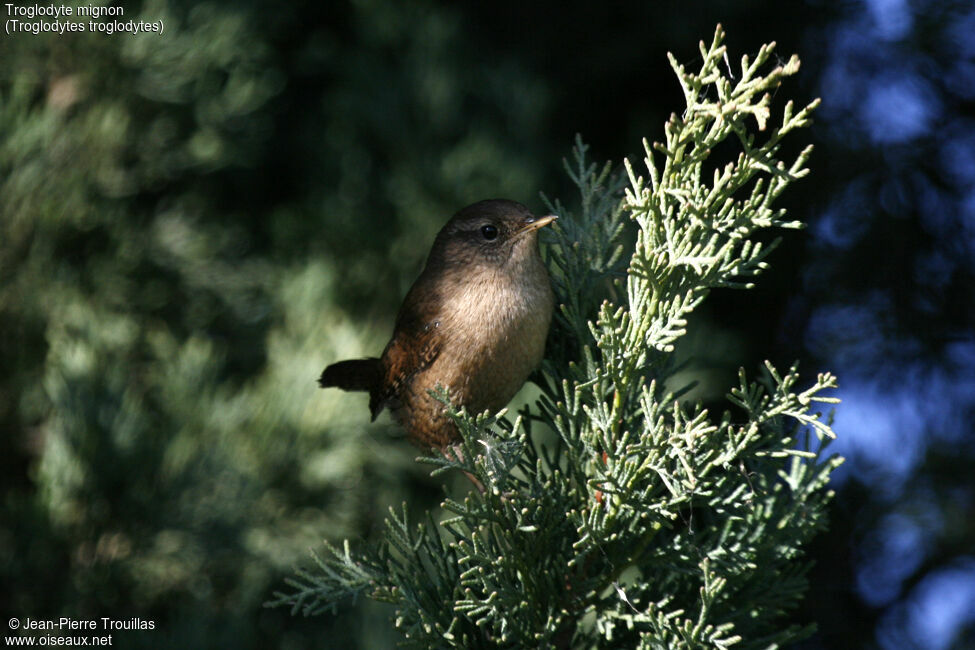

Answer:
[275,26,842,648]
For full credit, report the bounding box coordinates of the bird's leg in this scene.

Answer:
[444,444,485,493]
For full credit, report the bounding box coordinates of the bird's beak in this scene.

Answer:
[514,214,558,237]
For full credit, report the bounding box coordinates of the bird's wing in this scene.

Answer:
[371,308,443,421]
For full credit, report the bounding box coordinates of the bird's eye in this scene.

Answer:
[480,224,499,241]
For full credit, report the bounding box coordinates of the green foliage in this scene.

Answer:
[274,26,842,648]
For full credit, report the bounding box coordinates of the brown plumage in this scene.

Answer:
[319,199,556,448]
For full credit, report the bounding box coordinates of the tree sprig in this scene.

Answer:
[272,25,841,649]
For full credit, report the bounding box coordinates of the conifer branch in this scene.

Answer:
[273,25,841,649]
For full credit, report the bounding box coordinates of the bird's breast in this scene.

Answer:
[427,261,553,413]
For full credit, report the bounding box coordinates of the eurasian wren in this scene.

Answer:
[319,199,556,448]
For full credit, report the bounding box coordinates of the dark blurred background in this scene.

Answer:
[1,0,972,648]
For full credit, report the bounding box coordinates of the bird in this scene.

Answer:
[319,199,556,449]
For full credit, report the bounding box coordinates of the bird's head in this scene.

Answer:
[429,199,557,272]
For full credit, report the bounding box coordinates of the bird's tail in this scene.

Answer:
[319,358,381,393]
